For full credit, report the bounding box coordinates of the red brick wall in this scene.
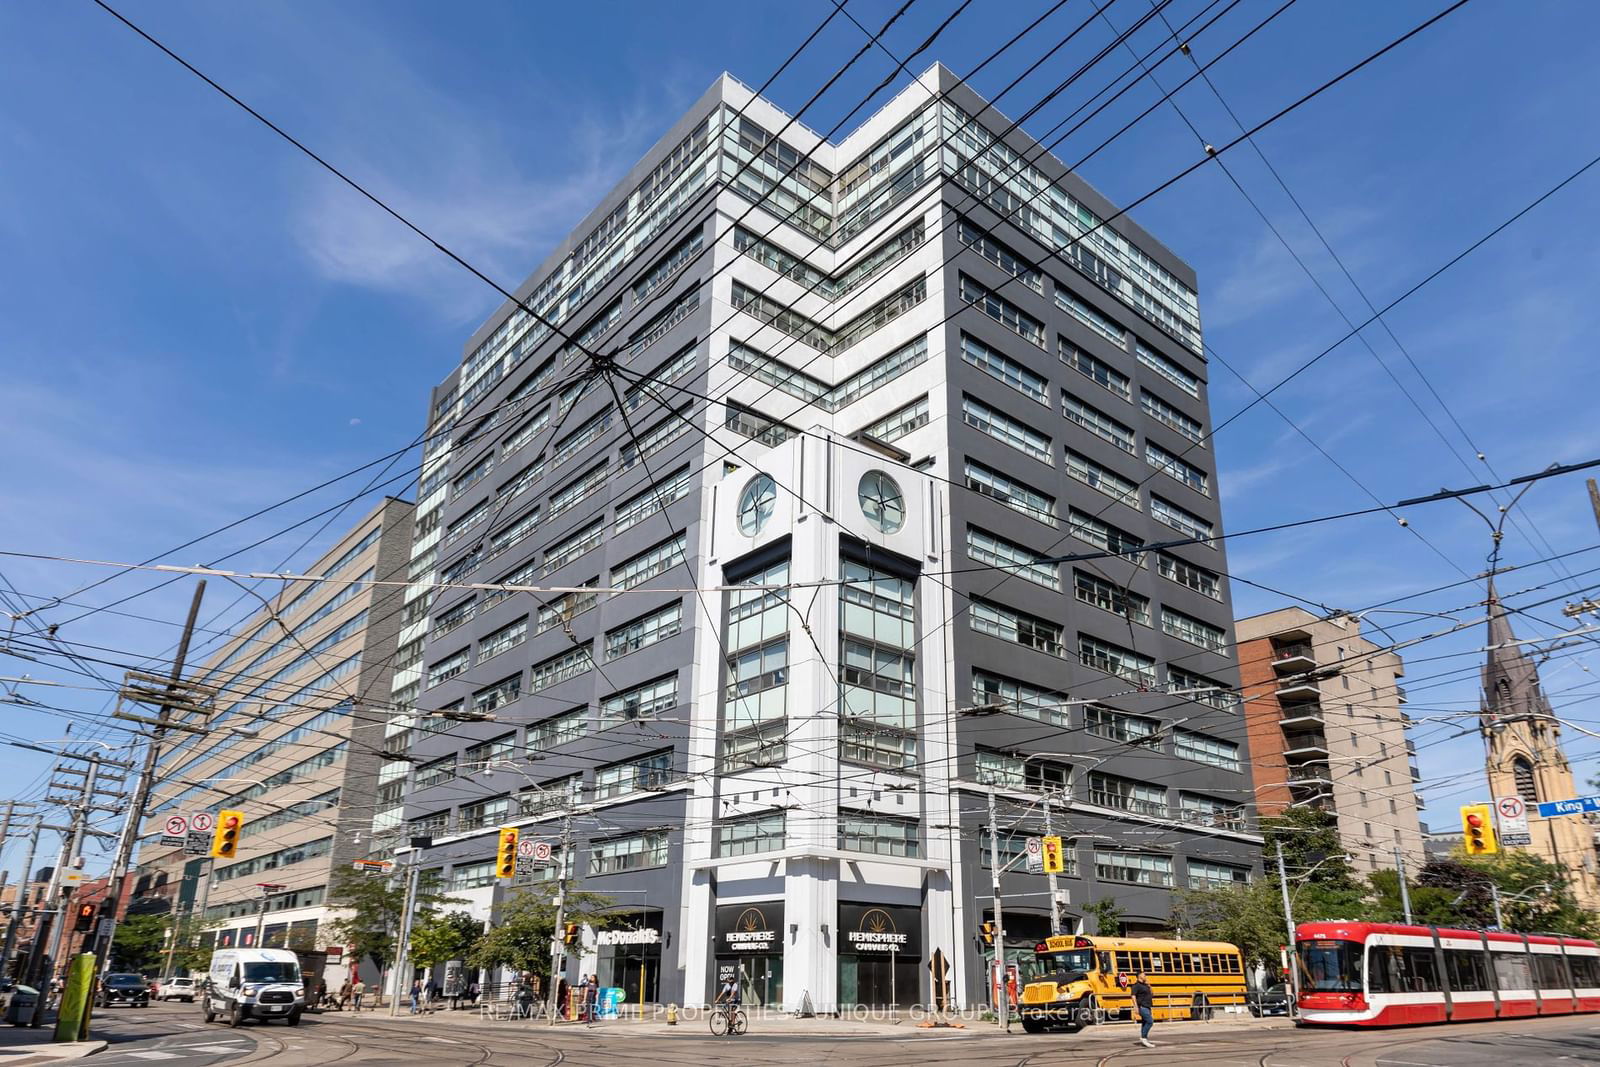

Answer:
[1238,636,1291,817]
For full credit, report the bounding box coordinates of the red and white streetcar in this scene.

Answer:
[1295,920,1600,1026]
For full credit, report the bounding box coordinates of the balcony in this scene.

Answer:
[1396,686,1408,705]
[1410,761,1422,782]
[1405,739,1417,757]
[1278,704,1326,730]
[1271,642,1317,672]
[1282,732,1331,761]
[1276,679,1322,702]
[1287,763,1334,788]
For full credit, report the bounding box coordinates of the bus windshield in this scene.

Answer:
[243,962,298,984]
[1297,939,1362,993]
[1037,949,1095,976]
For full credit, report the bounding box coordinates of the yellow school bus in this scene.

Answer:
[1018,934,1247,1032]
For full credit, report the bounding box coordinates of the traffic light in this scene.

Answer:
[1461,803,1499,855]
[563,922,579,945]
[211,810,244,859]
[73,902,95,932]
[1041,835,1065,875]
[979,921,996,946]
[496,826,519,879]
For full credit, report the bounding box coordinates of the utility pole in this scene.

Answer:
[1395,848,1414,924]
[388,853,422,1018]
[1276,843,1299,1017]
[1,817,43,973]
[1588,478,1600,534]
[1042,793,1063,936]
[986,789,1009,1034]
[1490,882,1505,928]
[94,581,208,972]
[546,811,575,1025]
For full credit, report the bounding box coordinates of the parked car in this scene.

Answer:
[1247,982,1291,1017]
[158,977,197,1002]
[98,973,150,1008]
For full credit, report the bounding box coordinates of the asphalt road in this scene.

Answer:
[70,1001,1600,1066]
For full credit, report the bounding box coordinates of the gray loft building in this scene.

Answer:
[381,64,1258,1012]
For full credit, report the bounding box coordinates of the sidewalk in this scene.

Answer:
[0,1026,106,1067]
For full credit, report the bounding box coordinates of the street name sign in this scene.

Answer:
[1536,795,1600,817]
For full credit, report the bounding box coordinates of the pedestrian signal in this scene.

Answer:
[73,902,95,932]
[563,922,579,945]
[1041,835,1065,874]
[1461,803,1498,855]
[496,827,519,879]
[979,920,996,946]
[211,810,244,859]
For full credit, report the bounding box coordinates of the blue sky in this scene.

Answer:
[2,0,1599,867]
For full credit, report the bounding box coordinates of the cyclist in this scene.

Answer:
[715,974,742,1011]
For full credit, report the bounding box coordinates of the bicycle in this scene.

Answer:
[709,1000,748,1036]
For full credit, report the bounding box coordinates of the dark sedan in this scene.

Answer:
[1247,982,1291,1017]
[98,973,150,1008]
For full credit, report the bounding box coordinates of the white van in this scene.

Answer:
[202,949,305,1027]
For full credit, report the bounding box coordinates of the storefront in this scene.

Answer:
[838,903,919,1009]
[714,902,784,1006]
[597,911,663,1005]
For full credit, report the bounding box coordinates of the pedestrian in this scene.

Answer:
[409,978,422,1014]
[352,978,366,1012]
[1131,972,1156,1048]
[339,979,352,1010]
[467,979,480,1006]
[515,977,534,1019]
[584,973,599,1026]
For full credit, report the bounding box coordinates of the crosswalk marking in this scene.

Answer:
[123,1054,182,1061]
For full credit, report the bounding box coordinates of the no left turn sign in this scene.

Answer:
[1498,796,1526,819]
[165,815,189,836]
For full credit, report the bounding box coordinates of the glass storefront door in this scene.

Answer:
[839,953,918,1008]
[717,956,782,1006]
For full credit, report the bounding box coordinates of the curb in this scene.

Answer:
[0,1039,108,1065]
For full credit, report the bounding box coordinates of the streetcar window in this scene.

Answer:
[1298,940,1363,993]
[1569,955,1600,988]
[1445,949,1489,992]
[1493,951,1533,992]
[1533,955,1570,991]
[1402,948,1440,993]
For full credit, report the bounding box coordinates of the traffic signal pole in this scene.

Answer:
[389,848,423,1017]
[94,580,206,973]
[986,789,1009,1034]
[1042,794,1062,936]
[546,812,572,1025]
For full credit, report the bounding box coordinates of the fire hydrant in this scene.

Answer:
[666,1003,679,1026]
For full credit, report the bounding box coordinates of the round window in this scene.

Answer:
[737,474,777,536]
[859,470,905,534]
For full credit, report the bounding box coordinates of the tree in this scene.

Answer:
[324,868,460,973]
[1082,897,1124,937]
[409,911,482,973]
[1171,882,1285,970]
[1260,807,1358,893]
[1416,852,1600,937]
[110,913,167,974]
[470,888,614,983]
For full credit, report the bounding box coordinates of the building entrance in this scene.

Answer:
[837,903,920,1009]
[713,901,785,1005]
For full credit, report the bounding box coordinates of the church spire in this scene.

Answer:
[1482,579,1550,725]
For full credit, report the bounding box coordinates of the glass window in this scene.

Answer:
[717,811,785,857]
[1161,608,1227,652]
[957,217,1042,291]
[614,467,693,533]
[1062,393,1135,453]
[970,599,1064,656]
[527,708,586,753]
[1095,852,1173,887]
[959,273,1045,347]
[1079,634,1157,686]
[965,459,1056,526]
[966,527,1059,589]
[1174,729,1239,770]
[595,750,674,798]
[1178,792,1245,831]
[1151,495,1215,543]
[600,675,678,725]
[1136,341,1200,398]
[1146,441,1209,496]
[972,670,1070,727]
[838,814,920,858]
[963,395,1052,463]
[1061,338,1131,400]
[960,333,1048,404]
[1088,773,1167,817]
[1085,705,1158,744]
[857,395,929,444]
[1064,450,1141,511]
[738,474,778,536]
[529,644,593,692]
[606,602,684,659]
[1057,288,1127,348]
[612,534,687,590]
[1073,569,1150,624]
[590,831,670,875]
[1158,554,1222,600]
[479,616,529,661]
[858,471,906,533]
[1141,390,1204,445]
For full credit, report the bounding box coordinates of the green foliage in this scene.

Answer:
[1260,807,1358,892]
[1171,882,1286,967]
[470,888,614,981]
[409,911,482,969]
[1082,897,1124,937]
[165,913,223,974]
[109,914,167,974]
[1416,852,1600,937]
[324,868,460,969]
